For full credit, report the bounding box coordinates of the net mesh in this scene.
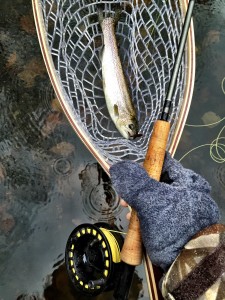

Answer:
[40,0,187,165]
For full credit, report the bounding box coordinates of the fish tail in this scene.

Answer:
[97,4,122,28]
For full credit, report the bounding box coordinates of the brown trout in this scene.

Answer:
[99,13,139,139]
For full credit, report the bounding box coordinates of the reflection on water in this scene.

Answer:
[80,163,123,222]
[42,263,144,300]
[0,0,224,299]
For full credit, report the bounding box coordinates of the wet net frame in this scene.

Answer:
[32,0,195,173]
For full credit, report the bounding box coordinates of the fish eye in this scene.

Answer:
[128,124,135,130]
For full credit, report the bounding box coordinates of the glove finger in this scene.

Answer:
[162,152,211,192]
[110,161,164,205]
[184,170,211,193]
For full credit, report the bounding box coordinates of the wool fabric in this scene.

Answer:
[109,153,220,270]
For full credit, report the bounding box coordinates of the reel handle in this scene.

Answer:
[120,120,170,265]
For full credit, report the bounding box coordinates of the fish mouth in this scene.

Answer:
[128,132,142,140]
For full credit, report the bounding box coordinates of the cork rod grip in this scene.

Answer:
[120,120,171,265]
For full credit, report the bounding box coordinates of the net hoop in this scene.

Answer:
[32,0,195,174]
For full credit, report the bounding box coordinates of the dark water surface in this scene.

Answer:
[0,0,224,299]
[175,0,225,220]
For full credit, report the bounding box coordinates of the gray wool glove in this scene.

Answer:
[109,152,220,271]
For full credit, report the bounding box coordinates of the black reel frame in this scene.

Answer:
[65,222,126,297]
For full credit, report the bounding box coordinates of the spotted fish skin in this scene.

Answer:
[100,17,138,140]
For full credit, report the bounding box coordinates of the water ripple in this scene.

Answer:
[80,163,123,221]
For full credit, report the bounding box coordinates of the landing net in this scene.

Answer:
[35,0,193,167]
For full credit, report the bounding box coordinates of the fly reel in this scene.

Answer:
[65,222,125,296]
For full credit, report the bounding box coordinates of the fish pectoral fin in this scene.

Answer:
[113,104,119,117]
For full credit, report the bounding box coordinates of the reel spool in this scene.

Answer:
[65,222,124,296]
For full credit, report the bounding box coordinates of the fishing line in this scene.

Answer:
[100,227,121,263]
[108,229,127,235]
[210,126,225,163]
[221,76,225,94]
[179,73,225,163]
[179,120,225,163]
[185,117,225,127]
[178,133,225,163]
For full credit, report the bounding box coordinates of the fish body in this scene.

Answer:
[100,17,138,139]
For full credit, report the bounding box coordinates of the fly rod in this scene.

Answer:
[118,0,196,298]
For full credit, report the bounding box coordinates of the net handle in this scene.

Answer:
[120,120,170,265]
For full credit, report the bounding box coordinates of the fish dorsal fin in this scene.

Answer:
[113,104,119,117]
